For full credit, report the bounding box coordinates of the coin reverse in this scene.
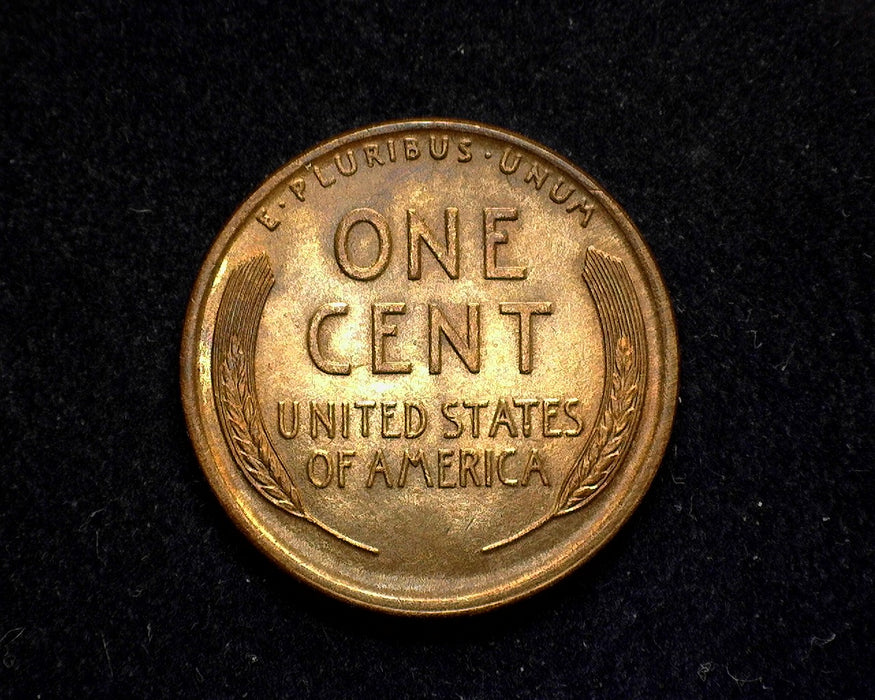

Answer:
[181,119,678,614]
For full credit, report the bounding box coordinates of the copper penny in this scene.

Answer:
[181,119,678,614]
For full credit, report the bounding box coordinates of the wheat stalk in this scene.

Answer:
[220,336,304,517]
[557,336,638,514]
[483,336,640,552]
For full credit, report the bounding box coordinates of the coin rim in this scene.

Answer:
[180,118,679,615]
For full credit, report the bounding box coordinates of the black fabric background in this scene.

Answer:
[1,1,872,697]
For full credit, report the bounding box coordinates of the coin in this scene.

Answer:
[181,120,678,614]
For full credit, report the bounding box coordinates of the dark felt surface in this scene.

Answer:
[1,1,873,697]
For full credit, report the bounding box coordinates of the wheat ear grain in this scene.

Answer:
[559,336,638,513]
[221,341,304,516]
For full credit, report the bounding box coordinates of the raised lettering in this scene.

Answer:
[381,401,402,438]
[404,402,427,438]
[397,449,434,487]
[483,208,527,280]
[462,399,489,438]
[496,448,518,486]
[307,303,351,375]
[403,137,420,160]
[366,450,393,488]
[523,163,550,191]
[499,301,553,373]
[288,179,306,202]
[513,398,539,437]
[307,450,332,488]
[549,177,574,204]
[334,149,358,176]
[457,138,472,162]
[277,400,299,439]
[337,450,355,488]
[407,208,460,280]
[566,197,595,227]
[429,303,481,374]
[459,449,481,486]
[488,399,519,438]
[334,208,391,281]
[371,303,411,374]
[354,400,376,437]
[521,449,549,486]
[339,402,350,438]
[563,399,584,436]
[311,163,335,188]
[256,208,280,231]
[429,134,449,159]
[437,449,455,487]
[310,402,336,439]
[542,398,562,437]
[499,148,521,174]
[363,143,384,167]
[441,401,462,438]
